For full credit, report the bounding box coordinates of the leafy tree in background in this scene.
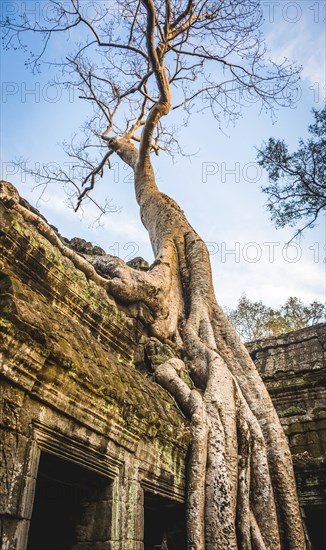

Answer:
[257,106,326,240]
[227,294,326,342]
[281,296,325,330]
[2,1,306,548]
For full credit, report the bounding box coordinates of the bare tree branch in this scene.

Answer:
[2,0,301,209]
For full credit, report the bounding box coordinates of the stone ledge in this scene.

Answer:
[0,194,190,450]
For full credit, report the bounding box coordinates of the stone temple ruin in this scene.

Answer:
[0,181,325,549]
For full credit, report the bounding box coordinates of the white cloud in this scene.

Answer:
[264,7,326,88]
[214,243,325,309]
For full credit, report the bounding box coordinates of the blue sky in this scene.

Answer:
[1,0,325,309]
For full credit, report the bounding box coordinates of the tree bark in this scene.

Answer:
[100,137,307,549]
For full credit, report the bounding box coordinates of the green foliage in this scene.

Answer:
[226,294,325,342]
[257,107,326,238]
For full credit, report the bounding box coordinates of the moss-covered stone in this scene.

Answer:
[0,200,190,448]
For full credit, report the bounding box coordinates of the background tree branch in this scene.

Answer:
[257,106,326,240]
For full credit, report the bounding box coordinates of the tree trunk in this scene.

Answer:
[100,143,306,549]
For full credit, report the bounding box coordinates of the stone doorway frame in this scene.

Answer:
[18,422,122,550]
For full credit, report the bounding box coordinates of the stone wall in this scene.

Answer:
[0,184,189,550]
[247,325,326,549]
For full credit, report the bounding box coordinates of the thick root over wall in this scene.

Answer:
[0,174,306,549]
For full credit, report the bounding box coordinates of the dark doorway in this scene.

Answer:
[304,505,326,550]
[144,492,186,550]
[27,451,111,550]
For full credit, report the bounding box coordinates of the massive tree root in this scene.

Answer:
[77,128,305,548]
[90,138,305,549]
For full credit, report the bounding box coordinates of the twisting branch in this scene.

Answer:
[139,0,172,161]
[71,0,149,60]
[171,0,194,29]
[75,150,113,211]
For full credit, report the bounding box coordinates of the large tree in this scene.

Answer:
[2,1,306,548]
